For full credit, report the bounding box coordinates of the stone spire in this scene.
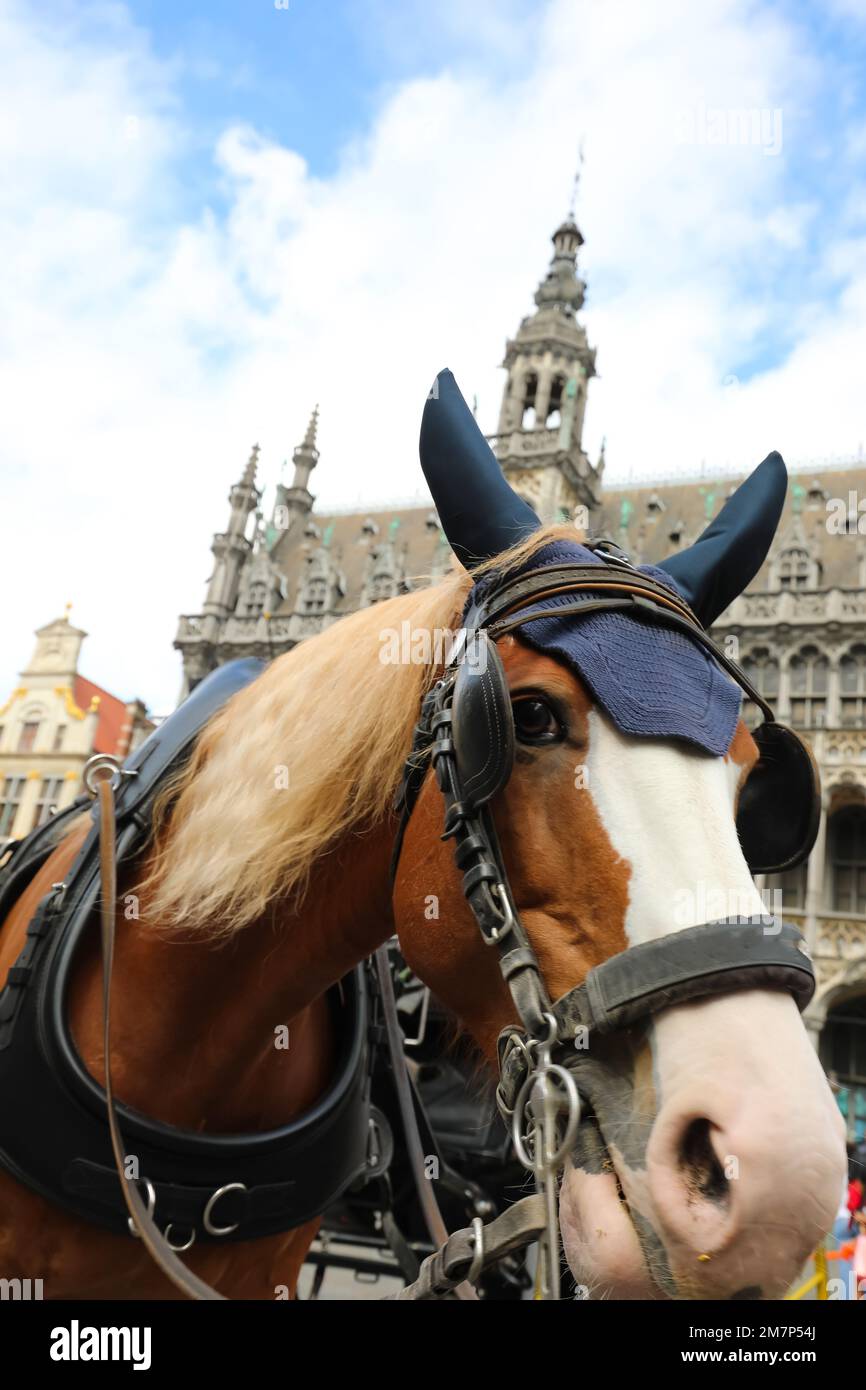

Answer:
[271,407,320,541]
[240,442,260,488]
[302,405,318,450]
[174,441,262,697]
[194,443,262,656]
[293,406,319,491]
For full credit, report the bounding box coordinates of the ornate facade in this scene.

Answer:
[0,612,153,846]
[174,210,605,697]
[174,213,866,1139]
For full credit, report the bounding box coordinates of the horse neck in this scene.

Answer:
[66,817,396,1133]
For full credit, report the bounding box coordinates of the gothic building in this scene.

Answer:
[175,212,866,1144]
[174,212,605,692]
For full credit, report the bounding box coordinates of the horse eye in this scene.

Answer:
[513,698,563,745]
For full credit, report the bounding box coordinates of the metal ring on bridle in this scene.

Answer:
[83,753,123,797]
[127,1177,156,1238]
[538,1011,558,1050]
[203,1181,247,1237]
[511,1063,581,1173]
[466,1216,485,1285]
[164,1223,196,1252]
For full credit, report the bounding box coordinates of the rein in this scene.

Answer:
[94,769,226,1301]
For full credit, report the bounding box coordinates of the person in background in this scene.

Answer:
[847,1174,864,1234]
[854,1206,866,1301]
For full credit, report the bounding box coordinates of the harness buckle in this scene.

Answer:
[481,882,515,945]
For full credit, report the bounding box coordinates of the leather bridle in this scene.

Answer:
[390,547,816,1294]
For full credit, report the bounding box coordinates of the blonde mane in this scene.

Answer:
[140,523,576,936]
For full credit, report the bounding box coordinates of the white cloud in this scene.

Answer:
[0,0,864,714]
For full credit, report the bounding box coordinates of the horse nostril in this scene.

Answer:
[678,1118,730,1205]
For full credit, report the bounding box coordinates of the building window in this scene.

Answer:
[32,776,64,831]
[545,375,566,428]
[52,724,66,752]
[245,581,267,617]
[821,999,866,1081]
[369,573,395,603]
[819,997,866,1143]
[831,806,866,914]
[0,776,26,837]
[18,721,40,753]
[840,645,866,727]
[765,863,807,911]
[741,649,779,727]
[742,649,780,697]
[778,547,811,589]
[806,480,828,509]
[788,647,828,727]
[300,577,327,615]
[520,373,538,429]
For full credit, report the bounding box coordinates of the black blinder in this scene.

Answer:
[451,631,514,810]
[736,721,821,875]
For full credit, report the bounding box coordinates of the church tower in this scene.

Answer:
[491,205,602,524]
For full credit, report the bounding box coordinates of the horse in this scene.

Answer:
[0,369,846,1299]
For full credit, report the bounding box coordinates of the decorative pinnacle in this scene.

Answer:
[242,443,260,486]
[303,406,319,450]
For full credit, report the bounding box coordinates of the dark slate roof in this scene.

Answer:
[267,464,866,613]
[270,504,448,616]
[599,465,866,591]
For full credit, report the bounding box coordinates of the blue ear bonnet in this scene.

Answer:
[464,540,742,756]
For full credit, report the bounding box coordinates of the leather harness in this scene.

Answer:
[0,546,821,1300]
[0,661,375,1252]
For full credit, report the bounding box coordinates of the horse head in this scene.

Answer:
[393,370,846,1300]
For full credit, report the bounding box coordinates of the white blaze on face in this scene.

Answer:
[584,707,766,943]
[562,706,847,1301]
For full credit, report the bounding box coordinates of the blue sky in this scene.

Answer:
[2,0,866,711]
[129,0,387,183]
